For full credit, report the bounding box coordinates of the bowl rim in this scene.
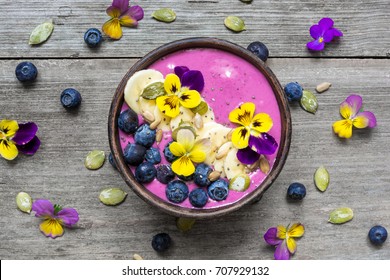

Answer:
[108,37,291,219]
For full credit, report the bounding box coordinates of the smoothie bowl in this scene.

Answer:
[108,38,291,219]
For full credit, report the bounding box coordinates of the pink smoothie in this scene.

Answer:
[118,48,282,209]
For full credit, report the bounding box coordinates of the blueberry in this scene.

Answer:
[123,143,146,166]
[208,179,229,201]
[152,233,171,252]
[247,41,269,62]
[156,164,175,184]
[134,124,156,148]
[166,180,189,203]
[118,109,139,134]
[135,162,157,184]
[284,82,303,102]
[108,152,117,169]
[287,182,306,200]
[369,225,388,246]
[84,28,102,48]
[60,88,82,108]
[177,173,194,182]
[15,62,38,83]
[163,141,178,162]
[189,188,208,208]
[145,147,161,164]
[194,163,213,187]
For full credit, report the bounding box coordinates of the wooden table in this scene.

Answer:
[1,0,389,260]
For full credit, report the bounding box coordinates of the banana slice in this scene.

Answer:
[124,69,164,114]
[201,106,215,123]
[224,148,246,180]
[212,157,226,178]
[169,107,195,131]
[196,122,224,139]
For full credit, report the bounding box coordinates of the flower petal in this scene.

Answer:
[339,101,353,119]
[0,140,18,160]
[323,29,335,43]
[286,237,297,254]
[333,119,353,138]
[0,119,19,138]
[176,129,195,151]
[179,90,202,109]
[39,219,64,238]
[156,95,180,118]
[169,142,186,157]
[102,18,123,39]
[189,138,211,163]
[309,24,322,39]
[251,113,273,133]
[188,149,206,163]
[119,15,137,27]
[181,70,205,92]
[264,227,283,246]
[332,27,343,37]
[248,133,278,155]
[12,122,38,145]
[236,147,260,165]
[57,208,79,227]
[111,0,129,14]
[172,156,195,177]
[231,127,250,149]
[32,199,54,217]
[274,241,290,260]
[318,17,334,30]
[228,102,255,126]
[344,94,363,118]
[164,73,181,95]
[174,66,189,79]
[106,6,122,18]
[288,223,305,238]
[16,135,40,155]
[306,39,325,51]
[127,5,144,21]
[276,225,287,239]
[353,111,377,128]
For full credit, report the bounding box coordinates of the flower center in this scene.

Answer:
[0,131,6,140]
[318,37,324,43]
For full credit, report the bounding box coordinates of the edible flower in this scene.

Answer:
[102,0,144,40]
[156,66,204,118]
[0,120,40,161]
[333,94,377,138]
[264,223,305,260]
[32,199,79,239]
[169,129,210,176]
[307,17,343,51]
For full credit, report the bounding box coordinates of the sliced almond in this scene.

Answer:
[133,254,143,260]
[216,142,231,160]
[156,129,163,144]
[208,170,221,181]
[259,155,270,174]
[227,129,234,141]
[149,118,161,130]
[315,82,331,93]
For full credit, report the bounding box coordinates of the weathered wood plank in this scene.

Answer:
[1,58,389,259]
[0,0,389,58]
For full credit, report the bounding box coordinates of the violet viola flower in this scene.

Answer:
[0,120,40,160]
[307,18,343,51]
[32,199,79,239]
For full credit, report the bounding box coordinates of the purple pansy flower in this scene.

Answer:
[307,18,343,51]
[174,66,205,92]
[237,133,278,165]
[32,199,79,238]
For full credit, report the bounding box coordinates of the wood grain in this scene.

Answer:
[1,58,389,259]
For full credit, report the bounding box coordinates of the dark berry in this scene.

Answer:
[247,41,269,62]
[163,141,178,162]
[134,124,156,148]
[15,62,38,83]
[369,225,388,245]
[156,165,175,184]
[166,180,189,203]
[108,152,117,169]
[145,147,161,164]
[135,162,157,184]
[152,233,171,252]
[123,143,146,166]
[208,179,229,201]
[189,188,208,208]
[118,108,139,134]
[177,173,194,182]
[84,28,102,48]
[287,182,306,200]
[284,82,303,102]
[194,163,213,187]
[60,88,82,109]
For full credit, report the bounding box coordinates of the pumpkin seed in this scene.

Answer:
[328,207,354,224]
[224,16,246,32]
[259,155,270,174]
[171,125,197,141]
[85,150,105,170]
[208,170,221,182]
[316,82,331,93]
[133,254,143,260]
[16,192,33,213]
[216,142,231,160]
[141,110,155,123]
[176,217,196,233]
[99,188,127,206]
[29,19,54,45]
[149,118,161,130]
[152,8,176,23]
[314,166,329,192]
[300,90,318,114]
[229,174,250,191]
[191,101,208,115]
[141,82,166,100]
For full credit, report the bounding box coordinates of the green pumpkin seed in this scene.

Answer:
[29,19,54,45]
[328,207,354,224]
[224,16,246,32]
[314,166,329,192]
[190,101,209,115]
[171,125,197,141]
[152,8,176,23]
[300,90,318,114]
[141,82,166,100]
[85,150,106,170]
[176,217,196,233]
[16,192,33,213]
[99,188,127,206]
[229,174,250,191]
